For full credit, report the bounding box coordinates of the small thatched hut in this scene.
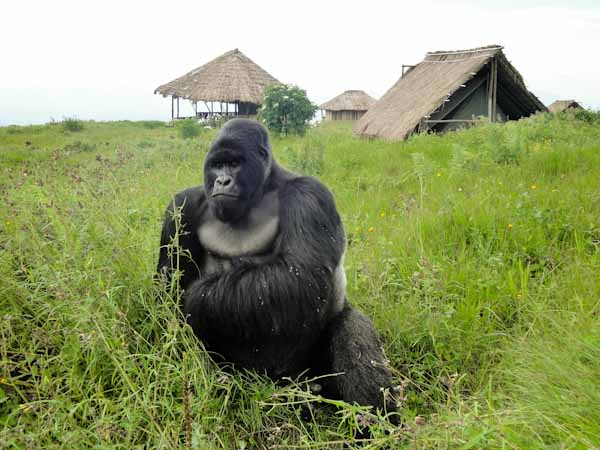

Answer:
[320,90,376,121]
[154,49,279,120]
[355,45,547,141]
[548,100,582,113]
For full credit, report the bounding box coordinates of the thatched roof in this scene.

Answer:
[548,100,582,113]
[320,90,376,111]
[154,49,279,104]
[355,45,547,141]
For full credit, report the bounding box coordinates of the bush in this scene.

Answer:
[177,119,203,139]
[259,84,317,135]
[571,108,600,124]
[62,117,84,132]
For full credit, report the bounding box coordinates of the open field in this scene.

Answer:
[1,112,600,448]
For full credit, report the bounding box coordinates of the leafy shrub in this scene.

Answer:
[177,119,203,139]
[449,144,482,173]
[483,126,526,165]
[62,117,84,132]
[571,108,600,124]
[259,84,317,135]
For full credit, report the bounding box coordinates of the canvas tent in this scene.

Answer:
[320,90,376,121]
[355,45,547,141]
[154,49,279,120]
[548,100,582,113]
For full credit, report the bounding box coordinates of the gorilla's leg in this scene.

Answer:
[316,305,396,416]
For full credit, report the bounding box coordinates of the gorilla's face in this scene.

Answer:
[204,120,272,223]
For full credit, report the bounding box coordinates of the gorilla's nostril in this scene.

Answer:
[216,176,233,187]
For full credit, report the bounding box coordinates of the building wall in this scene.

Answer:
[324,110,367,121]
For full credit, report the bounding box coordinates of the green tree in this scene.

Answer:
[259,84,317,135]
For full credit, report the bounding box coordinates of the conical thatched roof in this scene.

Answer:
[548,100,582,113]
[154,49,279,104]
[355,45,547,141]
[320,90,376,111]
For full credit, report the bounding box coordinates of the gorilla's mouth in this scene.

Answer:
[212,193,239,199]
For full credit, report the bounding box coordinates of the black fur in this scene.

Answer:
[157,119,395,416]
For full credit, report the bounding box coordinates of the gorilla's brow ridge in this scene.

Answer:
[216,135,254,152]
[207,146,244,164]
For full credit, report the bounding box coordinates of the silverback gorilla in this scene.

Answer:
[157,119,395,416]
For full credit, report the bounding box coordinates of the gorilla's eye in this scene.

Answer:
[230,160,240,169]
[258,147,268,159]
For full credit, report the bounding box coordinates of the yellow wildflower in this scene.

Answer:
[368,226,375,233]
[380,211,386,218]
[436,172,442,177]
[531,184,537,190]
[507,223,513,229]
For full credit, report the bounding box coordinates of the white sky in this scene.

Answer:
[1,0,599,125]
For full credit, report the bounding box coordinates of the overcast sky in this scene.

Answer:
[1,0,599,126]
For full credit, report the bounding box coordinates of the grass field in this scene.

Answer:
[1,112,600,449]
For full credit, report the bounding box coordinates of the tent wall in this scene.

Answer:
[436,84,507,132]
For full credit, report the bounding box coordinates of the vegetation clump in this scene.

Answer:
[177,118,203,139]
[259,84,317,135]
[62,117,84,132]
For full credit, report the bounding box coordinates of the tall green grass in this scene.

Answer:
[1,112,599,448]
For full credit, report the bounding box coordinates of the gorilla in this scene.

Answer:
[157,119,395,417]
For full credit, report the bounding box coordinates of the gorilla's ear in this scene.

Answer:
[258,145,270,160]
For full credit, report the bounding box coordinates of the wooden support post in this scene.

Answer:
[171,96,174,121]
[176,97,180,119]
[492,58,497,121]
[488,57,498,123]
[402,65,415,78]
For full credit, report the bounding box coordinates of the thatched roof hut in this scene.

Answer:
[355,45,547,141]
[320,90,376,121]
[548,100,582,113]
[154,49,279,119]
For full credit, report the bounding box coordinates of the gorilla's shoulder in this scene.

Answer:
[170,185,207,210]
[279,176,342,233]
[280,176,337,209]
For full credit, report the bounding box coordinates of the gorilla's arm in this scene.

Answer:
[184,177,346,339]
[156,186,206,294]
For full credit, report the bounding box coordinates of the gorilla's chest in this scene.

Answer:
[197,192,279,273]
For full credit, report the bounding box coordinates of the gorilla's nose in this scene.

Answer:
[215,175,233,188]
